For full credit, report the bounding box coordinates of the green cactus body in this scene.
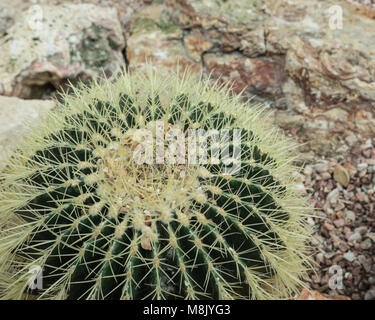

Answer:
[0,67,311,300]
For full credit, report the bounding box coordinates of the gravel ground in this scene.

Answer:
[348,0,375,9]
[300,137,375,300]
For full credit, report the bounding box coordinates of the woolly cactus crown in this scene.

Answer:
[0,66,311,300]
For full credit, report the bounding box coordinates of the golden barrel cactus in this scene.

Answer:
[0,67,311,300]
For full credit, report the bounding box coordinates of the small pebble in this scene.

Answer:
[315,161,329,173]
[333,219,345,228]
[367,233,375,242]
[364,289,375,300]
[349,232,362,242]
[307,217,315,226]
[320,172,331,180]
[345,134,358,146]
[327,188,340,204]
[333,166,350,187]
[323,221,334,231]
[352,293,361,300]
[343,251,356,262]
[357,163,368,171]
[316,253,324,264]
[360,239,372,250]
[345,210,356,222]
[304,165,313,176]
[355,226,368,235]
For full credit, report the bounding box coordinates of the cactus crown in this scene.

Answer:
[0,67,311,300]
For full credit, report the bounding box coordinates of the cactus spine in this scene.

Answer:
[0,67,311,300]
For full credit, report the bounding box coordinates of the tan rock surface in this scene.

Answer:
[0,3,125,99]
[0,95,55,169]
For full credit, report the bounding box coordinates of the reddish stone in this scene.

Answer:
[297,289,350,300]
[204,53,287,98]
[323,222,335,231]
[333,219,345,228]
[336,211,344,219]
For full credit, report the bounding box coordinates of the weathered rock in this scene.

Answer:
[126,5,201,75]
[0,95,54,169]
[0,4,125,99]
[0,0,152,38]
[165,0,375,159]
[184,32,213,62]
[203,53,286,99]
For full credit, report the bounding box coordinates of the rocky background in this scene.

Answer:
[0,0,374,300]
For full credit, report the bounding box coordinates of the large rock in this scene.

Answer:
[0,3,125,99]
[0,96,54,170]
[164,0,375,158]
[0,0,154,39]
[126,4,202,75]
[204,53,286,100]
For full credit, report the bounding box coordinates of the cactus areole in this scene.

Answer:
[0,67,310,300]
